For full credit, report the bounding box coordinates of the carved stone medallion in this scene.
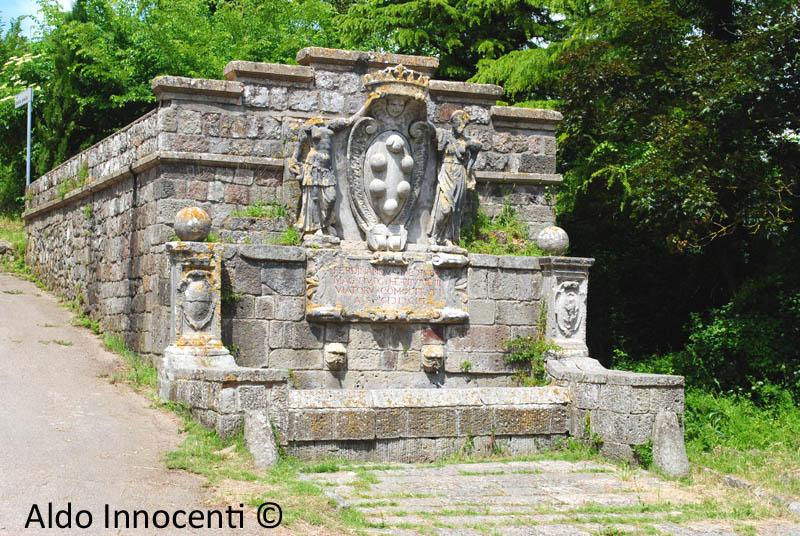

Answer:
[554,280,582,338]
[345,66,432,251]
[180,270,215,332]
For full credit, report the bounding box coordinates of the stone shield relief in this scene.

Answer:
[554,280,583,338]
[347,109,431,250]
[180,270,215,332]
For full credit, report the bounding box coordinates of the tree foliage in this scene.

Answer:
[0,0,339,212]
[0,0,798,396]
[343,0,800,395]
[337,0,559,80]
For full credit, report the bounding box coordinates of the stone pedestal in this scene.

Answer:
[159,241,235,399]
[540,257,593,357]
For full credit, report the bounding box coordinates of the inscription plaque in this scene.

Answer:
[305,250,468,323]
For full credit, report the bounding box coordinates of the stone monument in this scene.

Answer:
[23,47,688,475]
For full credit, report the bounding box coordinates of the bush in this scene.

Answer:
[614,271,800,400]
[683,386,800,496]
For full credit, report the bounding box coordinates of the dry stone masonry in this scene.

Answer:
[23,47,688,476]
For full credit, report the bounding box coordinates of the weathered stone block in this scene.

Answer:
[216,413,244,438]
[375,408,408,438]
[493,407,551,435]
[650,387,685,414]
[324,323,349,343]
[396,350,421,371]
[215,387,238,414]
[268,348,323,369]
[255,295,275,318]
[572,382,601,410]
[230,319,268,367]
[269,321,324,349]
[496,301,538,326]
[468,268,489,299]
[446,324,511,353]
[244,411,279,468]
[335,410,376,440]
[652,410,690,477]
[288,410,336,441]
[407,408,457,438]
[262,264,305,296]
[238,385,268,410]
[348,350,382,371]
[469,299,495,325]
[457,407,492,436]
[274,297,305,321]
[489,270,536,301]
[229,258,262,295]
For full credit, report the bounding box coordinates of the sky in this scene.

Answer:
[0,0,73,35]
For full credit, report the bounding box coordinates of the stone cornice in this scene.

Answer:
[296,47,439,75]
[490,106,563,130]
[223,61,315,85]
[474,171,562,185]
[429,80,503,101]
[23,151,284,221]
[152,76,244,103]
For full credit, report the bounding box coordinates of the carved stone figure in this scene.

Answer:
[290,120,340,238]
[429,110,481,246]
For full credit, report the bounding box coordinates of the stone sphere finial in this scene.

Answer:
[174,206,212,242]
[536,225,569,255]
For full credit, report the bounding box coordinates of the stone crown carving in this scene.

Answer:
[363,65,429,101]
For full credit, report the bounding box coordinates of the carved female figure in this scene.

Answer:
[290,122,337,236]
[429,110,481,245]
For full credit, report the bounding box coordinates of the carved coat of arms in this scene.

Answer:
[345,65,432,251]
[180,270,215,332]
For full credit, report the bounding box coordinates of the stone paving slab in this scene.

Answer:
[301,459,800,535]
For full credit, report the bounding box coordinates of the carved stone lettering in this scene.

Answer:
[305,250,468,323]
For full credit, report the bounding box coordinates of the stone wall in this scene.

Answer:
[24,47,560,357]
[219,244,556,388]
[548,357,685,460]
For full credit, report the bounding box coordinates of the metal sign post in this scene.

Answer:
[14,87,33,186]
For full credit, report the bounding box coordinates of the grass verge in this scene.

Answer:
[0,215,38,281]
[684,388,800,498]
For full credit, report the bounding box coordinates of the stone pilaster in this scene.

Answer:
[540,256,594,358]
[159,241,235,399]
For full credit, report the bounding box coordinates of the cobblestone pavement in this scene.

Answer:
[302,459,800,536]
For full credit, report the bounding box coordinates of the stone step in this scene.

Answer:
[277,386,571,453]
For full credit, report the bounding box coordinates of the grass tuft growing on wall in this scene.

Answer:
[460,204,545,256]
[230,201,289,220]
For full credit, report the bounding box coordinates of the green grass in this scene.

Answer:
[269,226,301,246]
[230,201,289,220]
[0,215,32,278]
[684,387,800,498]
[460,203,546,257]
[165,419,372,533]
[103,333,157,389]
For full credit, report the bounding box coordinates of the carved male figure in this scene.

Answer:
[429,110,481,245]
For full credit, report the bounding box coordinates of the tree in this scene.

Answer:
[338,0,560,80]
[0,0,341,212]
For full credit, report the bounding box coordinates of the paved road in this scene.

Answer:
[0,273,243,534]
